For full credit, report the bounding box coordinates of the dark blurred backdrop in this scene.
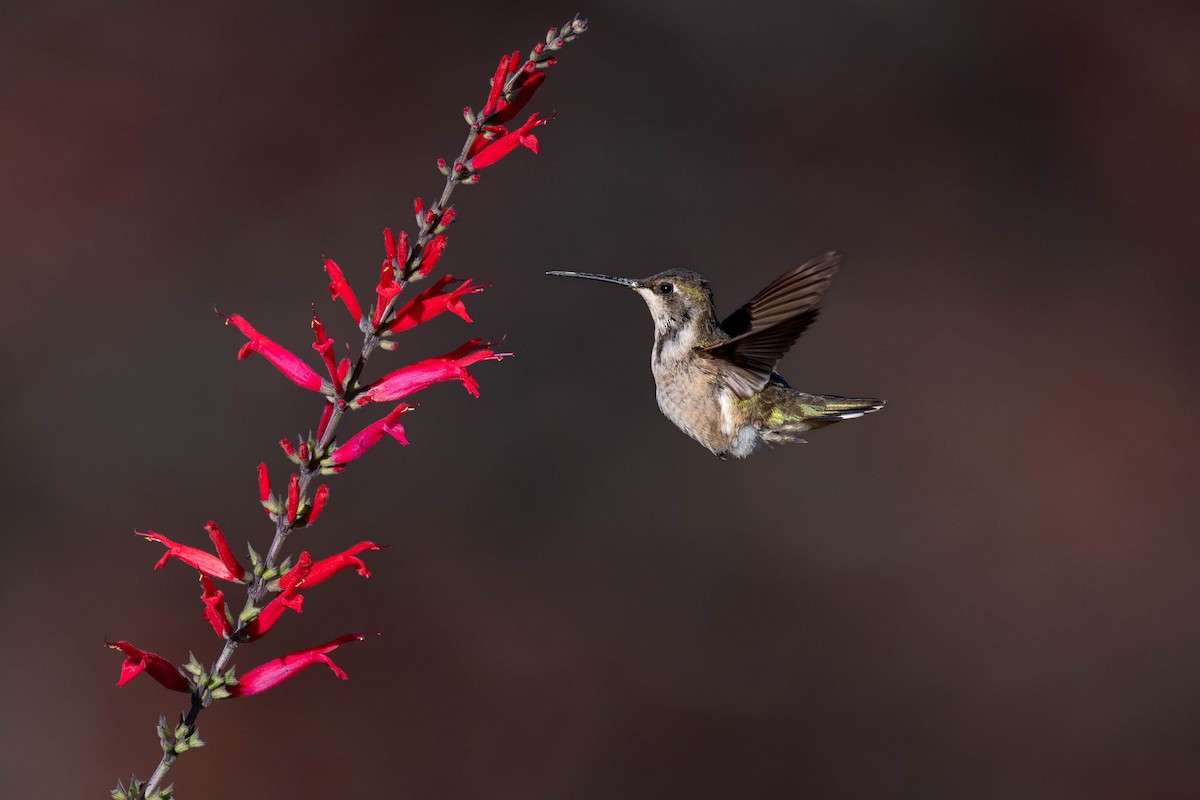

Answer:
[3,1,1200,797]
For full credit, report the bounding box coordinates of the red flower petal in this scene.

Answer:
[203,521,247,582]
[481,54,511,118]
[306,484,330,525]
[106,641,190,692]
[225,314,327,393]
[330,404,411,464]
[467,113,549,170]
[350,340,507,407]
[243,553,312,641]
[324,258,364,325]
[280,541,381,592]
[386,275,485,333]
[137,529,245,583]
[413,234,448,279]
[228,633,379,697]
[373,233,406,327]
[311,308,343,395]
[492,70,545,124]
[200,576,233,638]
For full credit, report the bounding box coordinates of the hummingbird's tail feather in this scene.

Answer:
[800,394,887,422]
[751,391,884,448]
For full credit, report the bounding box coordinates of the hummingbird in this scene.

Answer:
[547,252,884,459]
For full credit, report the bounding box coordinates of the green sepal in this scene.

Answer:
[183,654,203,678]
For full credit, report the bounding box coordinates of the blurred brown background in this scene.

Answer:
[3,0,1200,797]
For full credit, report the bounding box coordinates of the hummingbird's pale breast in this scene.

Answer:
[650,326,763,458]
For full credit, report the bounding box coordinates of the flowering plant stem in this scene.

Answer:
[111,16,587,800]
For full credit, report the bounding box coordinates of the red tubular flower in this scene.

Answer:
[306,484,330,525]
[279,438,295,458]
[318,401,335,441]
[203,521,247,581]
[311,308,343,395]
[224,314,327,393]
[324,258,363,325]
[286,474,300,523]
[480,53,511,118]
[351,339,507,408]
[107,641,190,692]
[373,239,405,328]
[387,276,484,333]
[466,126,505,160]
[138,529,246,583]
[258,463,271,504]
[492,70,545,124]
[330,404,411,463]
[228,633,378,697]
[467,113,549,170]
[280,541,381,593]
[243,553,311,641]
[200,576,233,638]
[413,234,447,279]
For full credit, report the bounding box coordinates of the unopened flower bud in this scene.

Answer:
[286,474,299,522]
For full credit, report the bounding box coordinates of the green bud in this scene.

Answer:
[184,654,203,677]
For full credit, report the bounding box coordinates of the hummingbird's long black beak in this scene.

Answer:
[546,270,642,289]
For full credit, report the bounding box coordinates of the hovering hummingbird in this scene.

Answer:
[547,252,884,459]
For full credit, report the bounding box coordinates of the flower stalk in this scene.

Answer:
[110,15,587,800]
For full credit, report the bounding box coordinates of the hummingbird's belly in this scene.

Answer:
[654,379,761,458]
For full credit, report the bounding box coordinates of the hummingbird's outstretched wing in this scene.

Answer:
[700,252,841,398]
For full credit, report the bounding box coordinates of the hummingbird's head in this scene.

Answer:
[546,268,714,339]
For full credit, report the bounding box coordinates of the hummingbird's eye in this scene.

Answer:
[657,282,673,295]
